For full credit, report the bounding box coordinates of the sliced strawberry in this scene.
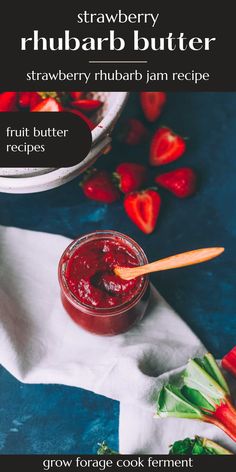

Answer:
[72,99,102,112]
[64,107,96,130]
[140,92,166,122]
[150,127,186,166]
[114,163,147,194]
[122,118,148,145]
[31,97,62,112]
[0,92,18,111]
[222,347,236,378]
[124,189,161,234]
[155,167,197,198]
[81,170,120,203]
[70,92,83,100]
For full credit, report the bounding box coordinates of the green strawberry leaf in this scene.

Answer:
[37,92,71,107]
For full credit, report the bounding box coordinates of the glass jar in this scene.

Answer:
[58,230,150,335]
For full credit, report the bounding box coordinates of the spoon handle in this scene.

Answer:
[114,247,224,280]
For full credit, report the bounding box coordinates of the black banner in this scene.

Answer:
[0,112,92,167]
[0,2,235,91]
[1,454,236,471]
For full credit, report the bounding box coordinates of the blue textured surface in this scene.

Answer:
[0,92,236,453]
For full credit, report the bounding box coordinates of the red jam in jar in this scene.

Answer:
[58,231,150,335]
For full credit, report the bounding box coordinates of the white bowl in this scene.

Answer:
[0,92,128,193]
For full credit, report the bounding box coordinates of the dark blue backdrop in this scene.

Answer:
[0,92,236,454]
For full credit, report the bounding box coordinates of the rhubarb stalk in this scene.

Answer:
[97,436,233,455]
[222,346,236,377]
[156,353,236,442]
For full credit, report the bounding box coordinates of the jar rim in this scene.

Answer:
[58,230,149,317]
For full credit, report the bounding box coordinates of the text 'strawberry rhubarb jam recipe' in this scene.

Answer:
[58,231,150,335]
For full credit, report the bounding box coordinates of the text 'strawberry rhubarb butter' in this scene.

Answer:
[58,231,150,335]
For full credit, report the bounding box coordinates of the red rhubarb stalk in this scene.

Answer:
[156,353,236,443]
[222,346,236,377]
[205,399,236,442]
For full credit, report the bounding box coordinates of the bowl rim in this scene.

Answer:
[92,91,128,145]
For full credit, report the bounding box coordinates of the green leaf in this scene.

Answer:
[37,91,71,106]
[38,91,60,101]
[169,438,194,454]
[203,353,230,394]
[191,439,206,455]
[181,385,216,412]
[156,384,203,419]
[183,359,227,401]
[97,442,117,455]
[169,436,233,455]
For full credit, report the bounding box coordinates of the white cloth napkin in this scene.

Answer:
[0,226,235,453]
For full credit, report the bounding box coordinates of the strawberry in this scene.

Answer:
[30,92,43,110]
[140,92,166,122]
[64,107,96,130]
[19,92,32,108]
[124,189,161,234]
[155,167,197,198]
[0,92,18,111]
[70,92,83,100]
[19,92,42,109]
[72,99,102,112]
[31,97,62,112]
[150,127,186,166]
[122,118,148,145]
[114,163,147,194]
[81,170,120,203]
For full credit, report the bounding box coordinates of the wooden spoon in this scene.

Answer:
[114,247,224,281]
